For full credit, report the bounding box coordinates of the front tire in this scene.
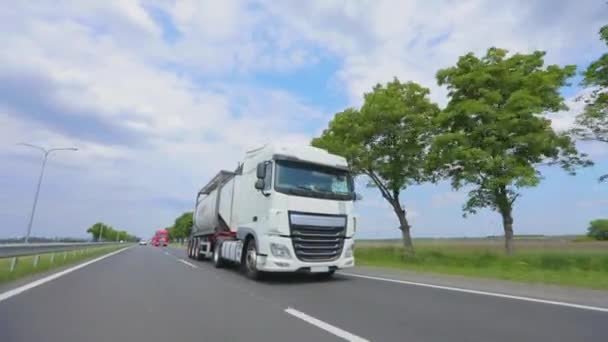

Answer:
[243,239,263,280]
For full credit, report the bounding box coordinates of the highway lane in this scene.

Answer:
[166,247,607,342]
[1,246,606,341]
[0,246,338,342]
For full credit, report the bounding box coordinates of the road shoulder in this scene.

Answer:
[343,266,608,309]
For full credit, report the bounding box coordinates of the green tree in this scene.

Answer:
[87,222,114,242]
[573,25,608,182]
[587,219,608,240]
[432,47,589,254]
[168,212,193,242]
[313,79,440,253]
[86,223,137,242]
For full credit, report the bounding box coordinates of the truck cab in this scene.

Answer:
[239,145,356,272]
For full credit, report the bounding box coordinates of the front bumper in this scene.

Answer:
[256,235,355,272]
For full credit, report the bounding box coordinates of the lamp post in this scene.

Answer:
[18,143,78,243]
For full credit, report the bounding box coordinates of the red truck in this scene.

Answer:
[151,229,169,247]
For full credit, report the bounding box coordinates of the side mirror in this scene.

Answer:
[255,179,265,190]
[256,162,266,179]
[354,192,363,201]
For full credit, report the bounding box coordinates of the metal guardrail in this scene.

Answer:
[0,242,122,258]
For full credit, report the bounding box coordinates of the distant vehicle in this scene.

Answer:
[119,240,124,243]
[187,144,358,280]
[139,240,147,246]
[152,229,169,247]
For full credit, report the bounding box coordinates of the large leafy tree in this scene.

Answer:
[168,212,193,241]
[87,222,111,241]
[86,222,137,242]
[587,218,608,241]
[432,48,588,254]
[573,25,608,182]
[313,79,439,253]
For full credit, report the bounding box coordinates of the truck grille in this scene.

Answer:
[289,212,347,262]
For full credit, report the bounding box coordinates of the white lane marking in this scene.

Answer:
[164,251,170,256]
[342,272,608,313]
[178,259,198,268]
[0,247,131,303]
[285,307,370,342]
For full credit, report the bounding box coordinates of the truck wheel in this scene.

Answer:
[193,238,202,261]
[213,242,225,268]
[243,240,263,280]
[187,240,193,259]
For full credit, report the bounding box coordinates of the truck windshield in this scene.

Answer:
[274,160,354,200]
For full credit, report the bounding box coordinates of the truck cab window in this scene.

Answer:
[274,160,354,200]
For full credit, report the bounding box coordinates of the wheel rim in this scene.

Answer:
[246,244,257,272]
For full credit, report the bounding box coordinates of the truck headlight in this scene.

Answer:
[345,241,355,258]
[270,243,292,259]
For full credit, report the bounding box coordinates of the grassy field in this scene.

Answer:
[0,245,126,284]
[355,238,608,290]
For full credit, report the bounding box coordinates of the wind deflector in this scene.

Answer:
[198,170,235,195]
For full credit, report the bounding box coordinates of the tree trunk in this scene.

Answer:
[495,186,515,255]
[502,209,514,255]
[392,200,414,255]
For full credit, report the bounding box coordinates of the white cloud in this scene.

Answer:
[264,0,608,105]
[1,1,606,239]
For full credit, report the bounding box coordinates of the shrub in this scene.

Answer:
[587,219,608,241]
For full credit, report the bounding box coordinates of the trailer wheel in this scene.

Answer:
[187,239,193,259]
[243,239,263,280]
[193,238,202,261]
[213,241,225,268]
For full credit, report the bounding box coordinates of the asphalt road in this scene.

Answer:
[0,246,606,342]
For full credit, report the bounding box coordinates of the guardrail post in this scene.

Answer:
[33,254,39,267]
[10,257,18,272]
[50,253,55,264]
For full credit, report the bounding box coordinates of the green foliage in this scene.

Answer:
[587,219,608,240]
[167,212,193,240]
[312,79,440,250]
[430,47,588,252]
[573,24,608,182]
[573,235,595,242]
[355,245,608,289]
[86,222,137,242]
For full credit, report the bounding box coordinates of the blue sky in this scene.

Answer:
[0,0,607,240]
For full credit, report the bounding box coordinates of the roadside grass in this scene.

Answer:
[354,240,608,290]
[0,245,125,285]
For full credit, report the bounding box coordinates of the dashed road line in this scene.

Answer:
[178,259,198,268]
[285,307,370,342]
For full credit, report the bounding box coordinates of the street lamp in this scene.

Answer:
[18,143,78,243]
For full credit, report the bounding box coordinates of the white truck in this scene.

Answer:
[187,144,358,279]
